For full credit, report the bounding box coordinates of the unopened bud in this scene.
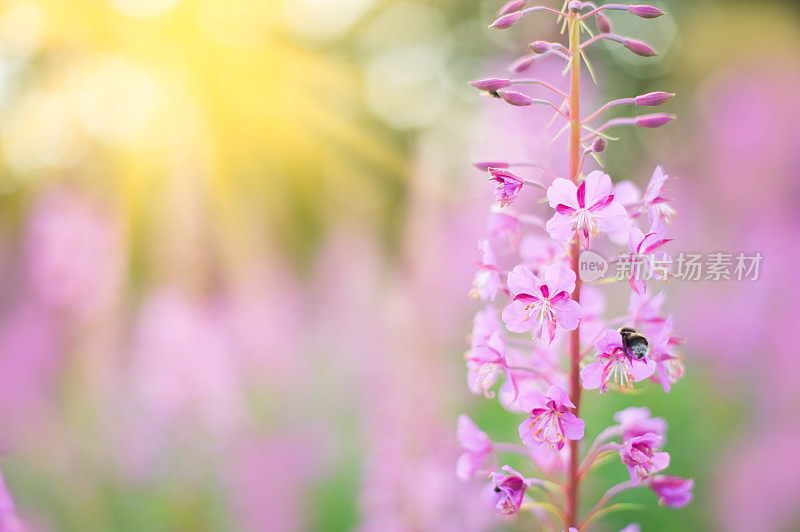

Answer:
[592,137,607,153]
[624,38,657,57]
[628,5,665,18]
[529,40,550,54]
[474,161,510,171]
[490,11,523,29]
[595,12,612,34]
[470,78,512,92]
[635,113,675,128]
[568,1,585,12]
[509,54,537,73]
[635,91,675,106]
[497,0,527,16]
[497,90,533,106]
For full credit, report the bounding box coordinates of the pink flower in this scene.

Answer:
[627,290,666,337]
[488,210,521,251]
[457,415,495,481]
[581,329,655,392]
[648,316,685,392]
[519,233,564,272]
[489,466,529,515]
[466,332,509,397]
[470,240,501,301]
[488,167,524,206]
[642,166,676,224]
[626,218,672,294]
[619,432,670,485]
[502,263,582,343]
[518,385,584,450]
[471,305,502,349]
[546,171,629,249]
[646,475,694,507]
[613,406,667,442]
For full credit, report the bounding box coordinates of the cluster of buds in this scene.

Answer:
[459,1,692,530]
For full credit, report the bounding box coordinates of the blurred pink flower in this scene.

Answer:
[456,415,494,481]
[646,475,693,508]
[470,240,501,301]
[613,407,666,442]
[23,187,123,319]
[619,433,669,485]
[489,465,528,515]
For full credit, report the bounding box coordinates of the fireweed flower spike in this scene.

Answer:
[518,385,584,450]
[459,2,689,529]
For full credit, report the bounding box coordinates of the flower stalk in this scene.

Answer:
[461,2,692,529]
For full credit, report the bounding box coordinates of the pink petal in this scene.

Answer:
[544,263,576,295]
[580,361,604,390]
[518,389,549,412]
[545,213,575,243]
[651,451,670,473]
[643,166,667,204]
[506,265,540,296]
[596,202,630,234]
[629,357,656,381]
[583,171,614,207]
[547,178,579,210]
[553,298,582,331]
[458,414,491,451]
[501,299,534,333]
[596,329,623,354]
[545,384,573,408]
[560,412,585,440]
[615,180,642,205]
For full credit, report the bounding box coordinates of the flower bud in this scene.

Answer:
[623,38,657,57]
[568,1,585,12]
[529,41,550,54]
[509,54,537,73]
[490,11,523,29]
[497,0,527,16]
[592,137,607,153]
[635,113,675,128]
[470,78,512,92]
[635,91,675,106]
[497,90,533,106]
[628,5,665,18]
[595,12,612,34]
[474,161,510,171]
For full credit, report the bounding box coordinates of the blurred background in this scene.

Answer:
[0,0,798,530]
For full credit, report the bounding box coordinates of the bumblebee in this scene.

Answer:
[618,327,650,360]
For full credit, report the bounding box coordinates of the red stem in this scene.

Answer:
[565,12,583,530]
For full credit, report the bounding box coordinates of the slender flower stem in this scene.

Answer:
[582,98,636,124]
[565,12,583,530]
[513,79,570,99]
